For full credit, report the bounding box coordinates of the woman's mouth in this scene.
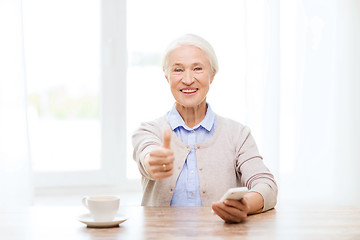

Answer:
[180,88,198,94]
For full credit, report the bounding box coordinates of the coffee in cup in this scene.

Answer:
[82,196,120,221]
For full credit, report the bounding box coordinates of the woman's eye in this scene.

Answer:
[174,68,183,72]
[194,67,202,71]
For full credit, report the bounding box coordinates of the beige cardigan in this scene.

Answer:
[132,115,278,211]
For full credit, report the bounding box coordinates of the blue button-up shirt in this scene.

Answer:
[167,103,216,206]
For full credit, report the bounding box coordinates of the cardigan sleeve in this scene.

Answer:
[234,126,278,212]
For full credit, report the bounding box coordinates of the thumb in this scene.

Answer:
[163,128,171,149]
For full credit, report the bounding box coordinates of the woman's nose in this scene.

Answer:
[182,71,195,85]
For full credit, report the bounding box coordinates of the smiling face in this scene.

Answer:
[165,45,215,113]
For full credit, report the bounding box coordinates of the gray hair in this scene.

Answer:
[162,34,219,76]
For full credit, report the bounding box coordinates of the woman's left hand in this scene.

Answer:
[211,198,250,223]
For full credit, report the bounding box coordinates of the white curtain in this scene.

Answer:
[0,0,32,210]
[241,0,360,206]
[276,0,360,205]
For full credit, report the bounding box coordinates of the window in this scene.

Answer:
[24,0,133,189]
[25,0,101,173]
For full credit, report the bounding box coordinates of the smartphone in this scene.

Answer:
[219,187,248,202]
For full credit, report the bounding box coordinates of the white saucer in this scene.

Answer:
[78,213,128,228]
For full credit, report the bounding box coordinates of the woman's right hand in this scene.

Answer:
[144,129,175,179]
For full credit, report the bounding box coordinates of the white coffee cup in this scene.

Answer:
[82,196,120,221]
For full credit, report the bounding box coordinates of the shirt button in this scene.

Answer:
[190,170,194,174]
[202,191,206,194]
[199,168,203,171]
[190,192,194,196]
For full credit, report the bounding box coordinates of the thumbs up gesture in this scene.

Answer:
[144,129,175,179]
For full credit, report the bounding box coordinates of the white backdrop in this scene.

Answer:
[277,0,360,205]
[0,0,32,210]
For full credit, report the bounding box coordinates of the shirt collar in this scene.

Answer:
[167,103,216,132]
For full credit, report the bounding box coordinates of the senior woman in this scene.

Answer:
[132,34,277,223]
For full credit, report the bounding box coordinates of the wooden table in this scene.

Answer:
[1,204,360,239]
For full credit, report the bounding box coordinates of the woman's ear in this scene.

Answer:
[163,67,170,83]
[210,71,216,84]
